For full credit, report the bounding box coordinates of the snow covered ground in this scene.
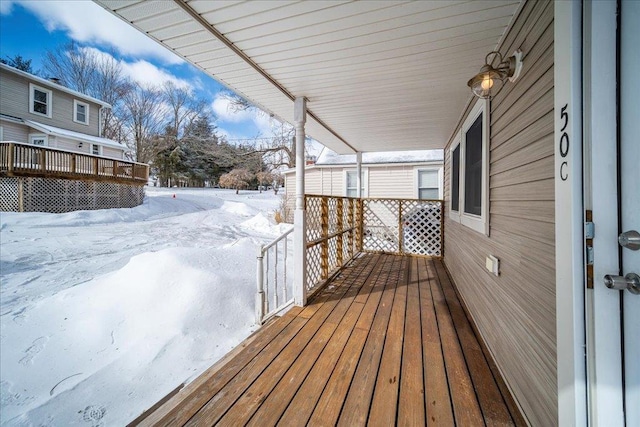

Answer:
[0,188,291,426]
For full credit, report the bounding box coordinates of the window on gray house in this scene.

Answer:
[464,113,483,216]
[451,145,460,211]
[33,88,49,115]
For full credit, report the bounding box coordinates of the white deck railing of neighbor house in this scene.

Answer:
[256,227,294,324]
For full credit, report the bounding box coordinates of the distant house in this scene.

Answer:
[0,63,147,213]
[0,62,126,159]
[284,147,443,197]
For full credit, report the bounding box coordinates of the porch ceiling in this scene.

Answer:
[94,0,521,154]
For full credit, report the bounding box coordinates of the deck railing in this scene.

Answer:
[256,227,294,324]
[304,195,443,291]
[305,195,361,294]
[0,142,148,184]
[361,198,443,257]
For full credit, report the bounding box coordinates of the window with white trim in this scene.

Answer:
[74,100,89,125]
[345,169,367,197]
[91,144,101,156]
[29,134,47,146]
[449,98,489,235]
[29,83,52,118]
[416,168,442,200]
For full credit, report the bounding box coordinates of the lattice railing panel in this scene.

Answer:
[305,197,323,242]
[363,199,401,253]
[0,177,145,213]
[303,195,442,293]
[305,195,358,292]
[306,244,322,291]
[362,198,443,257]
[401,200,442,256]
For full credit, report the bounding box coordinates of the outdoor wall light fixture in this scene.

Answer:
[467,50,523,99]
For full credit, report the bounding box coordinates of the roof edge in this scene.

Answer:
[0,63,112,108]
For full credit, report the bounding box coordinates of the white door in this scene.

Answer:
[620,1,640,424]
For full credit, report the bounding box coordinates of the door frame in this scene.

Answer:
[582,0,625,425]
[554,1,588,425]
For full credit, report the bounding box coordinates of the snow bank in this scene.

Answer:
[0,188,285,426]
[240,212,293,236]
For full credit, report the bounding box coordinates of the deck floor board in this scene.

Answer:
[137,254,521,427]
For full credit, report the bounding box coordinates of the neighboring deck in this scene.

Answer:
[137,254,522,426]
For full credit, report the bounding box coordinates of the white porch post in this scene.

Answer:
[356,152,362,198]
[293,97,307,307]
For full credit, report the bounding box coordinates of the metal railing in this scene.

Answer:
[256,227,294,324]
[0,142,149,184]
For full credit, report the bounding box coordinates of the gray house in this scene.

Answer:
[0,63,147,213]
[0,63,126,159]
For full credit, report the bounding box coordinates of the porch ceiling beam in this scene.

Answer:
[172,0,356,154]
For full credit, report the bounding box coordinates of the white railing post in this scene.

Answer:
[293,97,307,307]
[283,236,288,302]
[256,244,265,324]
[356,152,362,198]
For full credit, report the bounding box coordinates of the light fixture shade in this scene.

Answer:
[467,68,504,99]
[467,50,523,99]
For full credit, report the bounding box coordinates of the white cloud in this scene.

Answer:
[211,96,253,123]
[121,60,192,90]
[211,94,275,137]
[0,1,14,15]
[15,0,182,65]
[80,47,192,90]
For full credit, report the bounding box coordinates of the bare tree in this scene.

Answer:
[162,81,207,138]
[255,170,284,194]
[222,92,297,169]
[42,43,131,141]
[219,168,253,194]
[43,42,97,94]
[92,52,130,141]
[121,83,169,163]
[255,171,273,193]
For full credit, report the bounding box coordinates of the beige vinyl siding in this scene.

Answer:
[368,166,414,199]
[305,169,322,195]
[443,1,555,426]
[0,119,28,142]
[329,169,342,196]
[0,68,101,136]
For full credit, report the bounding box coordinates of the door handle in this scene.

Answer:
[604,273,640,295]
[619,230,640,250]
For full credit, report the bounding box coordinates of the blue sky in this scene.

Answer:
[0,0,282,142]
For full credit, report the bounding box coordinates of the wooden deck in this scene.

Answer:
[137,254,523,426]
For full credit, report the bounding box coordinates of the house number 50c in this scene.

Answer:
[559,104,570,181]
